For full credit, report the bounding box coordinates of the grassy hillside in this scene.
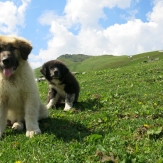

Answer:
[1,59,163,162]
[34,51,163,78]
[60,51,163,72]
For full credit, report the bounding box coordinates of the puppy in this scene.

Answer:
[0,35,48,138]
[40,60,80,111]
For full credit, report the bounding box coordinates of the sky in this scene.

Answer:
[0,0,163,68]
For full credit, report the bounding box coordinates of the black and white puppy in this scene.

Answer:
[40,60,80,111]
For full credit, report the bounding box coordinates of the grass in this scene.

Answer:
[1,59,163,162]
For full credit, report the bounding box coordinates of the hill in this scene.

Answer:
[34,50,163,78]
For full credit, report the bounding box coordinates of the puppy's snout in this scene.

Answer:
[54,69,59,76]
[2,58,11,66]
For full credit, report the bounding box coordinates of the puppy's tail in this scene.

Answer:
[38,102,49,120]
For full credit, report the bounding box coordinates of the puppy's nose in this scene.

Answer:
[54,70,59,76]
[2,58,11,66]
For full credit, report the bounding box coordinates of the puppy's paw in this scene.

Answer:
[46,103,56,109]
[64,94,75,111]
[46,103,51,109]
[26,129,41,138]
[12,122,24,130]
[64,103,72,111]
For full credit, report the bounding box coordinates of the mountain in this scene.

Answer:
[34,50,163,78]
[57,54,90,62]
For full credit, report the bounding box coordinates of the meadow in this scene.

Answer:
[1,59,163,162]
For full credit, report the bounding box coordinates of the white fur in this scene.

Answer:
[64,102,72,111]
[0,60,48,138]
[47,94,60,109]
[47,99,55,109]
[64,94,75,111]
[12,122,24,130]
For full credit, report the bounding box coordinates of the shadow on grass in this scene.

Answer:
[39,117,91,142]
[149,133,163,140]
[54,98,104,112]
[4,98,103,140]
[37,98,105,142]
[4,119,90,142]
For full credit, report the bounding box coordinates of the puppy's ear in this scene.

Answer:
[40,65,47,76]
[17,38,32,60]
[62,64,69,75]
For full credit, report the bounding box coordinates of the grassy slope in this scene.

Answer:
[34,51,163,78]
[1,59,163,162]
[68,51,163,72]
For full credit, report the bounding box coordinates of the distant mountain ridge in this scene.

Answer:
[34,51,163,78]
[57,54,90,62]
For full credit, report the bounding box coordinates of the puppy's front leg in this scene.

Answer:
[47,93,60,109]
[24,100,41,138]
[0,106,7,138]
[64,94,75,111]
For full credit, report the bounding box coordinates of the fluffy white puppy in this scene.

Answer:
[0,35,48,138]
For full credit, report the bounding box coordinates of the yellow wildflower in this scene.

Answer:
[153,103,157,106]
[144,124,149,128]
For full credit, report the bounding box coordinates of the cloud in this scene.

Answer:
[33,0,163,68]
[64,0,131,29]
[37,21,79,62]
[103,20,159,55]
[28,53,43,69]
[38,10,60,26]
[147,0,163,24]
[0,0,31,34]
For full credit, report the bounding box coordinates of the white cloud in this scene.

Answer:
[64,0,131,29]
[31,0,163,68]
[103,20,159,55]
[38,10,60,26]
[153,0,163,5]
[28,53,42,69]
[38,21,79,61]
[0,0,31,34]
[147,0,163,24]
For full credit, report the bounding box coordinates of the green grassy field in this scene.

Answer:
[1,58,163,162]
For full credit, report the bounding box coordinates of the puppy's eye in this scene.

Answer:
[49,65,54,69]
